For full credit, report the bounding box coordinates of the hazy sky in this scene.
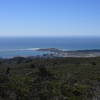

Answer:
[0,0,100,37]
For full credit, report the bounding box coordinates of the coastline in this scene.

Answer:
[1,48,100,59]
[36,48,100,58]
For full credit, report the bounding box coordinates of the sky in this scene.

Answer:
[0,0,100,37]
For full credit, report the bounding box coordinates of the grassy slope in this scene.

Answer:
[0,57,100,100]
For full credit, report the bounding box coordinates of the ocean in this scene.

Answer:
[0,37,100,58]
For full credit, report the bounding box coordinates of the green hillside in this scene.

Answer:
[0,57,100,100]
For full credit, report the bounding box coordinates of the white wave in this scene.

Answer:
[26,48,40,51]
[0,48,40,52]
[58,48,68,51]
[0,48,69,52]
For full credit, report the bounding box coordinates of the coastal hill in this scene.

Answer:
[0,56,100,100]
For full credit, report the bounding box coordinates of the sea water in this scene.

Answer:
[0,37,100,58]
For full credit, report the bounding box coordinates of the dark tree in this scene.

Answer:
[5,67,10,75]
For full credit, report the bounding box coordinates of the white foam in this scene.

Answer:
[0,48,40,52]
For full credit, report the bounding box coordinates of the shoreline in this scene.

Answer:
[1,48,100,59]
[36,48,100,58]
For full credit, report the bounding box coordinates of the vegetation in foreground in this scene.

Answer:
[0,57,100,100]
